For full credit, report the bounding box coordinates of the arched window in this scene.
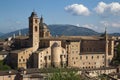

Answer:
[35,26,37,32]
[35,19,38,23]
[91,56,93,59]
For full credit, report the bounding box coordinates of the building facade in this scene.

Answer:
[8,12,115,69]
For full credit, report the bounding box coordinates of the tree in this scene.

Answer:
[46,69,81,80]
[98,74,109,80]
[112,43,120,66]
[0,60,11,71]
[116,44,120,60]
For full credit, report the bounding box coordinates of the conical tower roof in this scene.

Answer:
[30,11,38,18]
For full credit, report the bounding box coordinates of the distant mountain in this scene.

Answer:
[0,32,4,36]
[0,28,28,39]
[48,25,99,36]
[109,33,120,36]
[0,24,120,39]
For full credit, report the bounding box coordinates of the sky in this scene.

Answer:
[0,0,120,33]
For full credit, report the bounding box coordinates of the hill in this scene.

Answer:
[0,28,28,39]
[0,32,4,36]
[48,25,99,36]
[0,24,120,39]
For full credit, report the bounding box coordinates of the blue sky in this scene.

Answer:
[0,0,120,33]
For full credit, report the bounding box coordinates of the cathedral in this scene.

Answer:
[8,11,115,69]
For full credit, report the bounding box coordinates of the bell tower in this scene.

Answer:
[29,11,40,51]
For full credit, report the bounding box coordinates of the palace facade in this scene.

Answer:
[8,12,115,69]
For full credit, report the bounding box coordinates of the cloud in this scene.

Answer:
[100,21,109,27]
[95,2,120,16]
[65,4,90,16]
[76,24,80,27]
[76,23,98,30]
[112,23,120,28]
[100,21,120,28]
[82,24,98,29]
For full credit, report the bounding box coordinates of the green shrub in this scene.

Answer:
[0,60,11,71]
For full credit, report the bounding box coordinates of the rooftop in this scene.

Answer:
[40,36,104,41]
[15,36,29,40]
[0,51,9,55]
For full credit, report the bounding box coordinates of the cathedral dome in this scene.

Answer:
[42,23,49,29]
[39,16,51,37]
[40,23,50,31]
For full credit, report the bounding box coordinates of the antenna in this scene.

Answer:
[105,27,107,34]
[40,14,43,23]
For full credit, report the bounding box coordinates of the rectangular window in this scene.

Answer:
[49,56,51,60]
[86,56,88,59]
[97,56,99,59]
[74,62,75,64]
[60,55,62,59]
[67,51,68,53]
[44,56,47,60]
[35,26,37,32]
[35,19,38,23]
[91,56,93,59]
[29,54,31,57]
[102,56,104,58]
[83,63,85,65]
[72,57,74,60]
[23,59,25,62]
[94,62,96,64]
[76,51,78,53]
[19,59,21,62]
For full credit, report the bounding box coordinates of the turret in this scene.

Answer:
[51,42,62,67]
[103,27,109,67]
[40,15,43,24]
[104,27,108,41]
